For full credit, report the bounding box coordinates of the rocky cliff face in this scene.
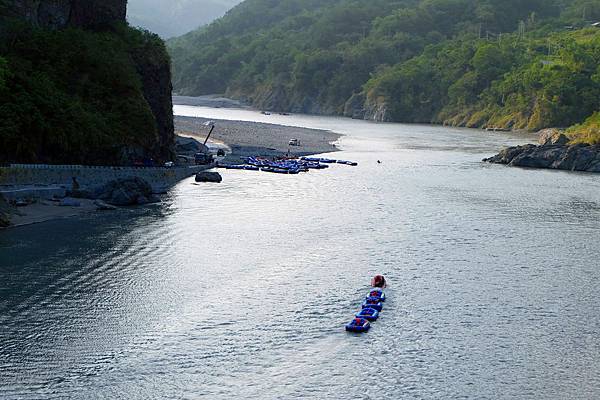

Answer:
[131,43,175,161]
[70,0,127,29]
[2,0,175,164]
[7,0,127,30]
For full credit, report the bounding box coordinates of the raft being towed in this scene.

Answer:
[345,317,371,333]
[346,287,387,333]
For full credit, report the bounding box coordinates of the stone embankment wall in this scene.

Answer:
[0,164,210,194]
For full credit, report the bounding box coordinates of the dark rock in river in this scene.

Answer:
[195,172,222,183]
[93,177,160,206]
[484,143,600,173]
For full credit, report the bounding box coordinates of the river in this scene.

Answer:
[1,107,599,399]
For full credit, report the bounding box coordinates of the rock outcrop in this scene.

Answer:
[251,84,288,112]
[92,177,160,206]
[5,0,127,30]
[537,128,569,146]
[343,93,366,120]
[362,95,392,122]
[195,172,222,183]
[484,143,600,173]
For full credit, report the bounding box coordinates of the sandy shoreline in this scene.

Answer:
[5,199,98,228]
[175,115,340,163]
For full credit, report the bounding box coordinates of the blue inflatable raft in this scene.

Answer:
[362,298,383,311]
[356,307,379,321]
[337,160,358,166]
[300,157,321,162]
[318,158,337,164]
[345,317,371,333]
[368,289,385,302]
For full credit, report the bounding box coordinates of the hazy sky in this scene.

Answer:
[127,0,242,38]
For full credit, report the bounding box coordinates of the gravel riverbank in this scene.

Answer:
[175,115,340,162]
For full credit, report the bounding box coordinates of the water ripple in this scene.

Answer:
[2,116,600,399]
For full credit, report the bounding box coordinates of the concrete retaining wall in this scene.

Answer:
[0,164,211,194]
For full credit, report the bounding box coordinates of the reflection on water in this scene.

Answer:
[1,109,600,399]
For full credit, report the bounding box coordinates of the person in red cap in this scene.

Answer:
[371,275,386,288]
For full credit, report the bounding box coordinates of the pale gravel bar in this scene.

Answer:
[175,115,340,162]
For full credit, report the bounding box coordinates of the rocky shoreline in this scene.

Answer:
[484,130,600,173]
[1,115,340,229]
[0,177,163,229]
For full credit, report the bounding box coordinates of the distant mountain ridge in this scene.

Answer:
[127,0,241,38]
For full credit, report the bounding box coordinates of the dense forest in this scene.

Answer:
[0,1,174,165]
[169,0,600,143]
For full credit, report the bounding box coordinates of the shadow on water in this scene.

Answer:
[0,203,171,310]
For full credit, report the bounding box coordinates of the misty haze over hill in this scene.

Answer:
[127,0,241,38]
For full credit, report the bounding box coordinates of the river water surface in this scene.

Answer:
[1,108,599,399]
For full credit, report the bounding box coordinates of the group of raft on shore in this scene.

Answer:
[217,156,358,175]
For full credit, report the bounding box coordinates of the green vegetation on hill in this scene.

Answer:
[169,0,600,141]
[0,18,172,165]
[568,112,600,144]
[368,27,600,130]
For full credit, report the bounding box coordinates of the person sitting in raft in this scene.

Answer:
[371,275,387,288]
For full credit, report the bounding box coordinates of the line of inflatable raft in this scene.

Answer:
[216,156,358,174]
[345,288,386,333]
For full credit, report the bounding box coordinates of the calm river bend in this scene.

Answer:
[1,107,599,399]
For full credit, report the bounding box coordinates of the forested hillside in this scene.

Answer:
[169,0,600,141]
[0,0,175,165]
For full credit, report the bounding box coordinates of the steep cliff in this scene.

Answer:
[0,0,175,165]
[129,31,175,162]
[6,0,127,30]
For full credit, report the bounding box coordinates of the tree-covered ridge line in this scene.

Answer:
[368,27,600,130]
[168,0,600,142]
